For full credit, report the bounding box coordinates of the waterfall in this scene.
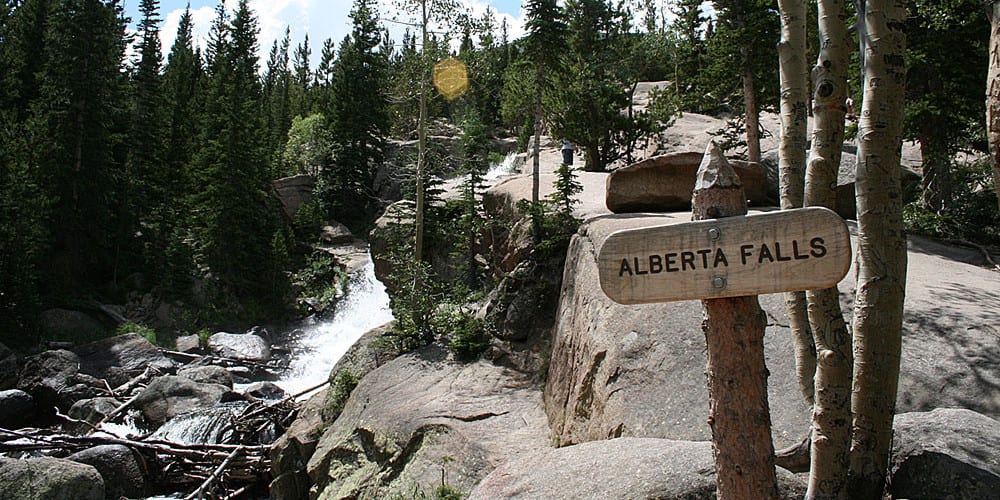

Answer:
[485,151,519,180]
[276,256,393,397]
[148,402,247,445]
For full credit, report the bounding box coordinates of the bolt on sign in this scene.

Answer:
[598,207,852,304]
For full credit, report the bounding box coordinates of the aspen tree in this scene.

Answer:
[803,1,854,497]
[987,1,1000,211]
[776,0,815,410]
[849,0,907,497]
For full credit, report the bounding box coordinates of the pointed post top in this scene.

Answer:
[692,141,748,221]
[695,141,743,192]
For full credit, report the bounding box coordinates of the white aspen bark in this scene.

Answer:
[849,0,907,497]
[987,2,1000,212]
[804,1,853,498]
[777,0,815,408]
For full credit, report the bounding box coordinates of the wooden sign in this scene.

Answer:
[598,207,851,304]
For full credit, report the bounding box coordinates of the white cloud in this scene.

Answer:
[155,0,525,70]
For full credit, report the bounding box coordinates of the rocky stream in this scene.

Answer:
[0,257,393,499]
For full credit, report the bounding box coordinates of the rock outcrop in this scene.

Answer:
[0,342,19,391]
[17,349,96,413]
[605,151,774,212]
[469,438,807,499]
[889,408,1000,499]
[132,375,231,426]
[544,212,1000,452]
[0,389,35,428]
[71,333,176,387]
[272,174,316,221]
[306,346,548,499]
[67,444,148,500]
[208,331,271,361]
[0,456,105,500]
[544,214,812,448]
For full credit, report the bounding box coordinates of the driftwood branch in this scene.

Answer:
[184,445,244,500]
[87,391,143,435]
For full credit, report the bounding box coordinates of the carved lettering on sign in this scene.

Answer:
[597,207,852,304]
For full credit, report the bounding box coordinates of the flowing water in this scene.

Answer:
[275,256,394,398]
[485,151,519,180]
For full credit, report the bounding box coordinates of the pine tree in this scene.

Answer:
[323,0,390,229]
[290,33,312,117]
[705,0,780,161]
[456,110,489,287]
[160,6,202,296]
[263,28,292,175]
[668,0,707,110]
[163,6,201,176]
[28,0,129,294]
[906,0,987,212]
[551,0,650,172]
[128,0,169,274]
[190,0,284,307]
[313,37,337,114]
[0,0,52,338]
[524,0,566,238]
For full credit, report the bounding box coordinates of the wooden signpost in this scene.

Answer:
[596,143,852,500]
[598,207,852,304]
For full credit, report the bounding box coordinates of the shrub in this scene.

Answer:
[324,370,359,422]
[444,310,491,361]
[116,321,157,345]
[904,159,1000,246]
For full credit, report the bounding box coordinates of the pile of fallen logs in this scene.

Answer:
[0,333,323,498]
[0,392,301,498]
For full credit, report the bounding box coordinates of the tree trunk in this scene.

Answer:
[414,0,428,262]
[692,142,779,500]
[805,1,853,498]
[744,65,761,163]
[848,0,907,497]
[777,0,815,408]
[918,140,952,213]
[987,1,1000,212]
[532,67,543,243]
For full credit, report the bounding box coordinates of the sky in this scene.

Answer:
[122,0,528,68]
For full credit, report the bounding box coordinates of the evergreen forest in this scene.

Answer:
[1,0,996,351]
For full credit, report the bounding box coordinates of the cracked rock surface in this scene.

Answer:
[306,346,548,499]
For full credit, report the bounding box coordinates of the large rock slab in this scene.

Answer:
[469,438,806,499]
[272,174,316,220]
[605,151,774,213]
[889,408,1000,499]
[0,389,35,428]
[67,444,148,500]
[306,347,548,499]
[544,214,1000,450]
[208,332,271,361]
[544,214,811,448]
[132,375,230,426]
[483,171,611,221]
[17,349,95,412]
[71,333,176,386]
[0,456,105,500]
